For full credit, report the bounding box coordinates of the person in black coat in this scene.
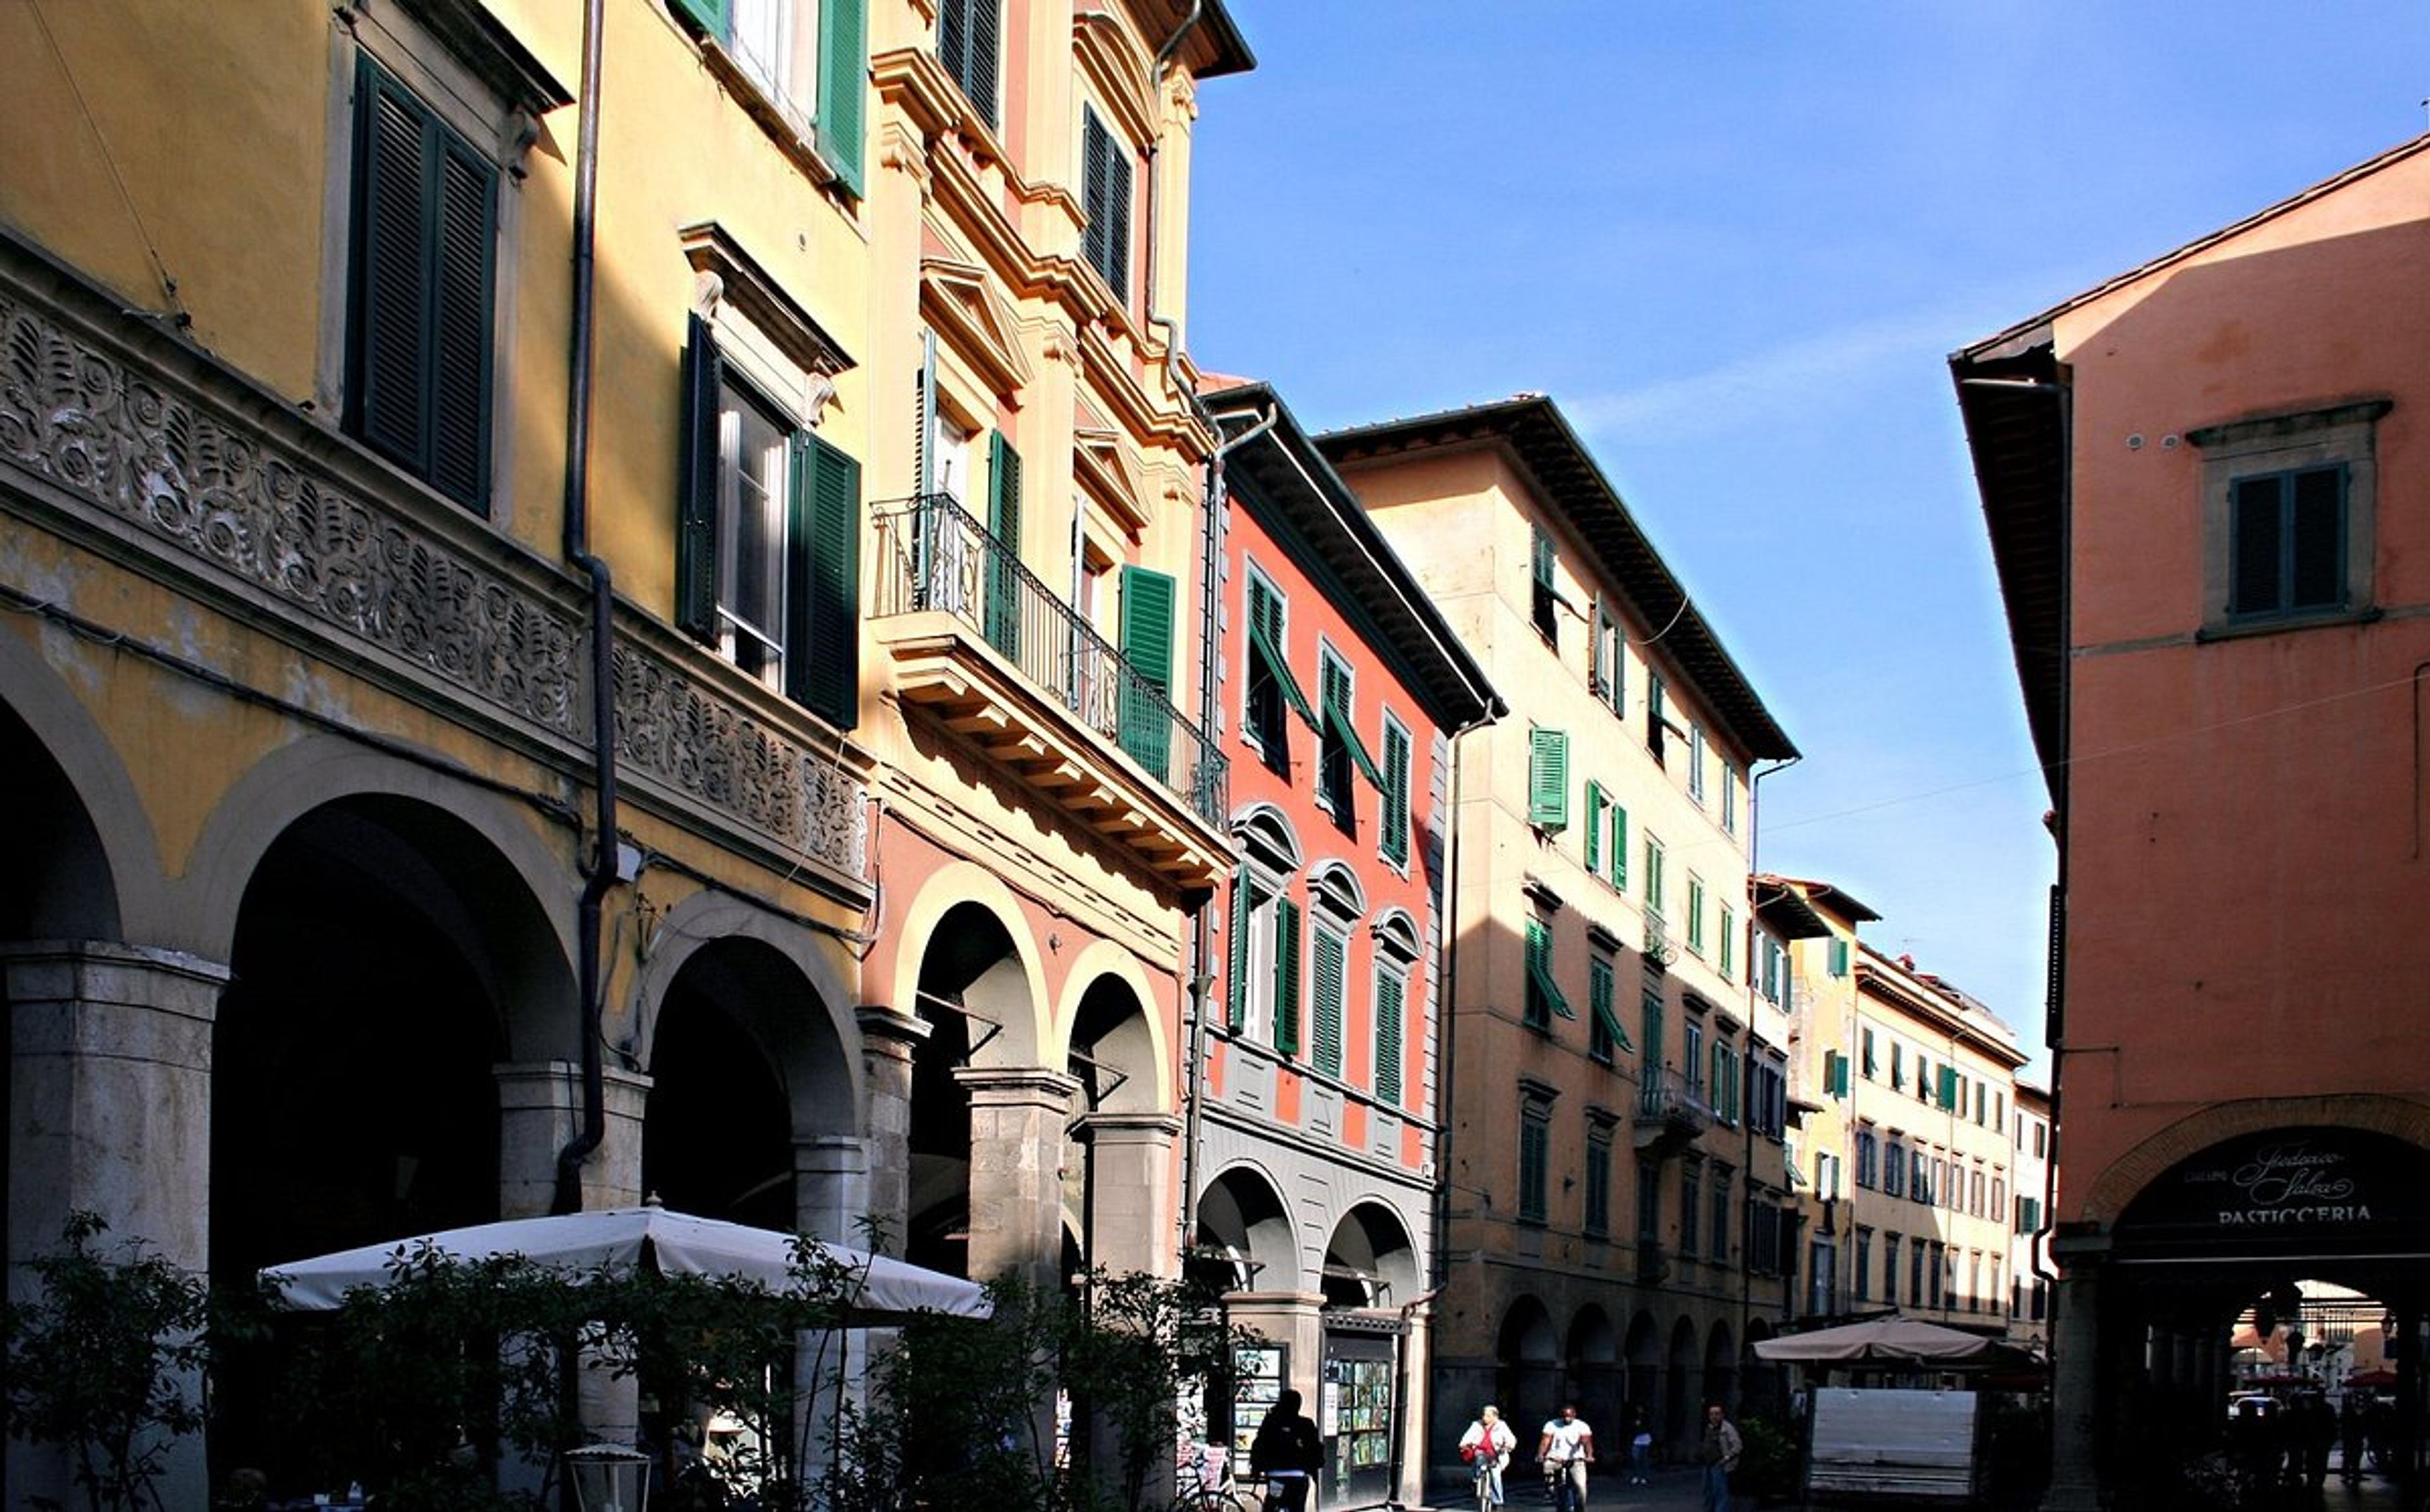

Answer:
[1248,1389,1324,1512]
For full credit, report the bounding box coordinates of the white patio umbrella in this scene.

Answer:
[259,1205,990,1320]
[1752,1316,2035,1368]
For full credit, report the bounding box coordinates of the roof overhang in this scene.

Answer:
[1318,396,1795,760]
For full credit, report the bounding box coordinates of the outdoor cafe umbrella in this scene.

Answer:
[259,1205,991,1320]
[1753,1316,2036,1368]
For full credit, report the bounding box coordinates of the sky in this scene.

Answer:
[1183,1,2430,1075]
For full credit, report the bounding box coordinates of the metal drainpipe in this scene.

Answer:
[552,0,618,1217]
[1743,756,1799,1354]
[1178,404,1275,1267]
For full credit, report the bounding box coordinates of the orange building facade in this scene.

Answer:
[1955,134,2430,1503]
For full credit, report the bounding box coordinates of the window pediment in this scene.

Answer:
[921,257,1032,399]
[682,223,854,380]
[1075,426,1150,535]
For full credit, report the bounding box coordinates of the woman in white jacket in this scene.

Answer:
[1457,1404,1519,1507]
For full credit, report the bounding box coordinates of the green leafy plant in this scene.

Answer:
[1,1211,213,1512]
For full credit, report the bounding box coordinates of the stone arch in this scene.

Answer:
[1193,1160,1295,1291]
[1051,938,1171,1114]
[1704,1318,1737,1411]
[1321,1199,1421,1308]
[885,861,1049,1065]
[182,734,578,1056]
[1624,1310,1661,1425]
[1497,1295,1562,1425]
[2078,1094,2430,1225]
[630,890,863,1130]
[1566,1304,1622,1437]
[0,633,165,940]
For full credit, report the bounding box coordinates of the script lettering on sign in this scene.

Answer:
[2209,1141,2370,1227]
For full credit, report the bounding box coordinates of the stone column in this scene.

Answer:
[5,940,227,1512]
[856,1006,928,1256]
[2043,1240,2109,1511]
[1076,1112,1180,1279]
[956,1066,1079,1291]
[493,1062,653,1217]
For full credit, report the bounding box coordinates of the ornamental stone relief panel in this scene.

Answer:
[0,276,864,885]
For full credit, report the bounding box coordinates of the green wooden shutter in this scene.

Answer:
[1938,1064,1959,1110]
[938,0,999,130]
[1583,780,1604,874]
[985,430,1021,659]
[675,313,723,644]
[818,0,867,195]
[1226,873,1255,1032]
[1374,968,1404,1106]
[1312,926,1345,1077]
[1611,804,1628,888]
[1081,107,1130,298]
[787,431,861,729]
[1273,896,1302,1055]
[670,0,731,39]
[428,135,497,509]
[1380,720,1411,867]
[1527,728,1568,831]
[1118,565,1176,779]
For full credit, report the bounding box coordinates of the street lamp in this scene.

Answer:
[566,1442,651,1512]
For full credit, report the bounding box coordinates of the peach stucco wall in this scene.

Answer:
[2048,147,2430,1215]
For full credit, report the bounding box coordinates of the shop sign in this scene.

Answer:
[2115,1126,2430,1259]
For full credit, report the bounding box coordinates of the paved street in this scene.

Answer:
[1416,1461,1721,1512]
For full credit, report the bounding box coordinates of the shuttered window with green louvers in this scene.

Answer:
[1227,871,1259,1032]
[936,0,1000,130]
[1273,895,1303,1057]
[1527,728,1568,831]
[1080,106,1131,301]
[347,55,497,513]
[1311,924,1346,1077]
[669,0,867,195]
[1118,566,1176,780]
[984,430,1022,659]
[1379,716,1411,868]
[1373,965,1405,1107]
[786,431,861,729]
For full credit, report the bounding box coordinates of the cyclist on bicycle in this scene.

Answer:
[1457,1404,1517,1506]
[1537,1403,1594,1512]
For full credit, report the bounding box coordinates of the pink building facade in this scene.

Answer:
[1955,134,2430,1504]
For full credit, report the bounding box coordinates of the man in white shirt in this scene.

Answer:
[1538,1403,1594,1512]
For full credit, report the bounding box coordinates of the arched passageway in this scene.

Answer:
[1497,1297,1562,1430]
[1567,1306,1621,1440]
[1664,1317,1697,1449]
[1065,968,1171,1277]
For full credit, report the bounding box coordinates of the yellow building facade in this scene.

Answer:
[1,0,1247,1500]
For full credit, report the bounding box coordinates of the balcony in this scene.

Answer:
[1633,1065,1712,1156]
[1643,910,1677,969]
[871,495,1230,888]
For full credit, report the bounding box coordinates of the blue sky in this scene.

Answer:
[1185,1,2430,1072]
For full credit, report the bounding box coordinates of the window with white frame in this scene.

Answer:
[1224,812,1304,1052]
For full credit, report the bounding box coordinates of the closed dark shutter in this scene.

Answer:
[818,0,866,195]
[1380,720,1410,866]
[675,315,723,643]
[1118,565,1176,778]
[1227,874,1256,1032]
[2230,474,2284,614]
[1374,968,1404,1106]
[1312,926,1345,1077]
[1273,896,1302,1056]
[787,431,861,729]
[2290,464,2345,609]
[1081,108,1130,299]
[939,0,999,130]
[985,430,1022,659]
[347,56,494,512]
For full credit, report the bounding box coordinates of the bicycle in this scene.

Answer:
[1467,1448,1501,1512]
[1540,1458,1587,1512]
[1170,1451,1257,1512]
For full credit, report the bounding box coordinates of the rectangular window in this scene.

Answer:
[1710,1171,1733,1266]
[1861,1027,1877,1078]
[1680,1165,1702,1256]
[1720,764,1738,834]
[1912,1242,1929,1308]
[1609,803,1629,889]
[1530,525,1558,641]
[1855,1129,1878,1188]
[1379,714,1411,868]
[1311,922,1346,1078]
[1853,1227,1873,1302]
[1080,106,1133,302]
[1225,871,1264,1035]
[1583,781,1606,875]
[1593,602,1624,712]
[1891,1043,1905,1092]
[934,0,999,128]
[1688,724,1707,804]
[1883,1233,1902,1305]
[1243,566,1315,768]
[673,0,866,192]
[1588,955,1617,1066]
[1523,915,1573,1027]
[2229,464,2347,618]
[1373,963,1405,1107]
[1646,672,1668,762]
[1717,906,1735,979]
[1683,1020,1705,1100]
[1117,565,1177,780]
[1272,895,1303,1056]
[1528,728,1569,831]
[1584,1128,1614,1239]
[981,430,1023,658]
[1316,647,1356,824]
[1644,834,1666,916]
[1519,1097,1551,1224]
[1884,1139,1905,1199]
[347,55,499,512]
[1686,876,1707,956]
[675,318,862,727]
[1828,938,1851,977]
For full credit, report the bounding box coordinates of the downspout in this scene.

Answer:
[553,0,618,1217]
[1178,403,1276,1267]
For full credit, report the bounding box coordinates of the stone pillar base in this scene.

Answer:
[494,1061,651,1217]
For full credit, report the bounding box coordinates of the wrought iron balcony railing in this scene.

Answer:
[872,493,1226,827]
[1635,1063,1714,1137]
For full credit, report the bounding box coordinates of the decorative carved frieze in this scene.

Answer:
[0,267,868,888]
[0,291,580,733]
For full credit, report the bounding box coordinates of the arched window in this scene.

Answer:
[1226,806,1303,1051]
[1305,862,1364,1079]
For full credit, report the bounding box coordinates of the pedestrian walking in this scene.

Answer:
[1248,1388,1323,1512]
[1626,1404,1654,1487]
[1700,1402,1742,1512]
[1537,1403,1593,1512]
